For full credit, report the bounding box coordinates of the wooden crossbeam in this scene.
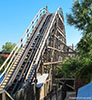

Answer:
[57,26,65,37]
[57,28,65,39]
[47,46,60,52]
[58,14,64,24]
[0,90,14,100]
[43,61,62,65]
[54,35,66,45]
[59,81,75,90]
[47,46,75,54]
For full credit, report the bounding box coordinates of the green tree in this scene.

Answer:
[0,56,6,66]
[67,0,92,34]
[77,34,92,57]
[61,57,92,82]
[0,56,6,73]
[2,42,16,53]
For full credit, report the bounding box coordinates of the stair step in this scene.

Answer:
[16,56,21,59]
[10,69,14,71]
[13,64,17,66]
[17,51,23,57]
[15,59,19,62]
[2,82,7,85]
[7,74,12,77]
[17,55,21,58]
[4,79,8,82]
[8,71,13,74]
[1,85,5,88]
[19,52,23,55]
[11,66,15,69]
[18,52,23,54]
[25,56,28,59]
[13,65,17,67]
[14,62,18,65]
[7,75,11,78]
[6,76,10,80]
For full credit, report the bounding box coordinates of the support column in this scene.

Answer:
[2,92,6,100]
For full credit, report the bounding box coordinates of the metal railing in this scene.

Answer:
[0,7,48,84]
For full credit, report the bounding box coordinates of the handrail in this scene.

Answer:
[0,7,47,80]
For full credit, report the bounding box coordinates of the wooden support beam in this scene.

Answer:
[0,90,14,100]
[2,92,6,100]
[54,35,75,52]
[57,28,65,39]
[47,46,61,52]
[47,46,75,54]
[57,26,65,37]
[54,35,66,45]
[58,14,64,24]
[43,61,62,65]
[59,81,75,90]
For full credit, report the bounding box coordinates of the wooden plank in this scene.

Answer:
[47,46,75,54]
[43,61,62,65]
[58,14,64,24]
[57,26,65,36]
[47,46,61,52]
[2,92,6,100]
[57,28,65,39]
[54,35,66,45]
[0,90,14,100]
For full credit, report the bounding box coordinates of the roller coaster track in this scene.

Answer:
[0,6,75,99]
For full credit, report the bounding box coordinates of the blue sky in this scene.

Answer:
[0,0,82,51]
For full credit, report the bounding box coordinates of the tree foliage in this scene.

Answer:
[67,0,92,34]
[2,42,16,53]
[0,56,6,66]
[61,56,92,82]
[77,34,92,57]
[0,42,16,72]
[0,56,6,73]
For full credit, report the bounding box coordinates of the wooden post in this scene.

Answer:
[34,69,37,100]
[2,92,6,100]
